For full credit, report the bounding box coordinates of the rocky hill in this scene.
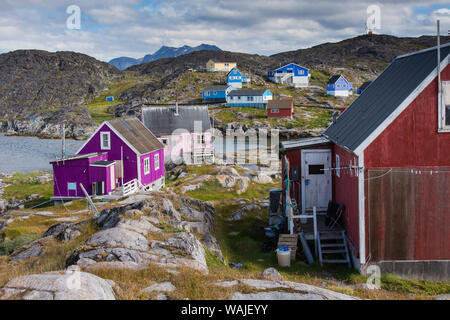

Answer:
[1,34,449,139]
[0,50,121,138]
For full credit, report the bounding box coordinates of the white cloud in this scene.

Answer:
[0,0,448,61]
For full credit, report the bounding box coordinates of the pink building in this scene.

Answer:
[142,105,214,164]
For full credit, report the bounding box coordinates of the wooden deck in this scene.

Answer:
[296,215,344,240]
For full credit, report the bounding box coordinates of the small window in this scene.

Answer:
[335,155,341,177]
[442,81,450,129]
[213,91,217,95]
[144,158,150,175]
[205,91,210,96]
[309,164,325,175]
[162,139,167,145]
[100,132,110,150]
[271,108,279,113]
[248,96,254,101]
[154,154,160,171]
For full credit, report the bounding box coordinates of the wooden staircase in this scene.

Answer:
[317,230,351,268]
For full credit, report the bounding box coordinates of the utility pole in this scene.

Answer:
[61,121,66,160]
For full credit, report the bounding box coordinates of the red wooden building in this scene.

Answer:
[281,43,450,281]
[267,99,294,118]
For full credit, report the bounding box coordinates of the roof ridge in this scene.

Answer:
[396,42,450,60]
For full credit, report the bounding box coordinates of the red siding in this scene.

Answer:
[333,145,360,253]
[363,64,450,262]
[268,108,293,118]
[365,64,450,168]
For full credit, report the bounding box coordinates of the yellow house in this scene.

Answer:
[206,59,237,72]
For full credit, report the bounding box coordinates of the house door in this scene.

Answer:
[96,182,105,196]
[301,150,332,212]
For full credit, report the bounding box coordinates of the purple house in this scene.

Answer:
[51,118,165,202]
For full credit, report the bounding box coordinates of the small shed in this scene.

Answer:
[267,99,294,118]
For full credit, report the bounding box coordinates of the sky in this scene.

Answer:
[0,0,449,62]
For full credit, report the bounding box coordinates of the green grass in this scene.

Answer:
[380,274,450,296]
[86,101,120,124]
[0,234,40,256]
[2,172,53,204]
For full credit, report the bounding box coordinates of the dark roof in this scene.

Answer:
[267,99,293,109]
[203,85,230,91]
[281,137,332,151]
[358,81,372,90]
[228,89,269,96]
[327,75,342,84]
[90,160,115,167]
[323,43,450,153]
[142,105,211,135]
[108,118,164,155]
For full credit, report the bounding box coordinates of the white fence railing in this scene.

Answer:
[122,179,139,196]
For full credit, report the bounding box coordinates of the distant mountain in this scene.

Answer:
[108,57,142,71]
[109,44,221,70]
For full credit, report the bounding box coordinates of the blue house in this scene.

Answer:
[227,68,247,89]
[267,63,310,88]
[106,96,115,102]
[326,75,353,97]
[202,85,233,103]
[226,89,273,108]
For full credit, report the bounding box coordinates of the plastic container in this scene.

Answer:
[276,246,291,267]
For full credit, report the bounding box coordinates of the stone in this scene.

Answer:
[215,280,239,287]
[435,294,450,300]
[56,228,82,242]
[141,282,176,294]
[261,267,283,281]
[43,222,73,238]
[0,272,115,300]
[241,204,261,211]
[116,217,161,235]
[217,167,240,177]
[232,291,325,300]
[235,177,250,194]
[226,211,247,221]
[251,173,273,184]
[162,199,181,222]
[86,228,149,251]
[181,183,202,193]
[11,244,43,262]
[156,293,168,300]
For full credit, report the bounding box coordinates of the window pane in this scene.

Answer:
[446,105,450,126]
[309,164,325,175]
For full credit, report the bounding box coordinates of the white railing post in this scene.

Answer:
[313,206,318,258]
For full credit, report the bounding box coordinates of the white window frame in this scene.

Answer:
[335,154,341,178]
[154,154,160,171]
[144,157,150,175]
[271,108,279,114]
[439,81,450,132]
[100,132,111,150]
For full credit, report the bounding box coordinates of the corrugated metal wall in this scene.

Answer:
[366,168,450,262]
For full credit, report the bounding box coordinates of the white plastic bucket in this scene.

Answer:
[276,248,291,267]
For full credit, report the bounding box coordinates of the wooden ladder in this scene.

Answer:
[318,230,351,268]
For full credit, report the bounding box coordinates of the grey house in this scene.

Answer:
[142,105,214,164]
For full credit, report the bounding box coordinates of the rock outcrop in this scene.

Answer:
[66,194,220,273]
[0,271,116,300]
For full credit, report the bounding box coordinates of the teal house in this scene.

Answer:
[202,85,233,103]
[227,68,247,89]
[226,89,273,108]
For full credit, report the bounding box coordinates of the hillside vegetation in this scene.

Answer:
[1,34,449,138]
